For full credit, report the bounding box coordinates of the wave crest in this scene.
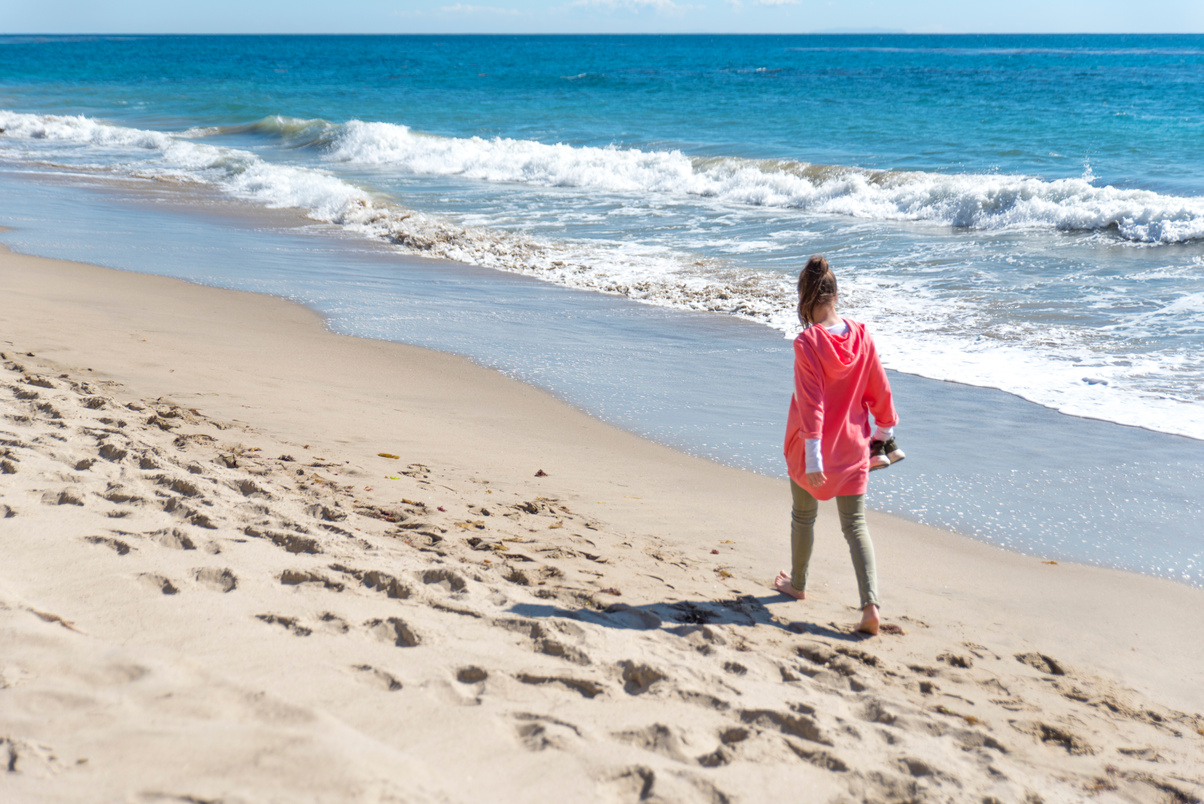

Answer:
[6,110,1201,243]
[321,119,1204,244]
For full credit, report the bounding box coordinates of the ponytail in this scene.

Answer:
[797,255,838,326]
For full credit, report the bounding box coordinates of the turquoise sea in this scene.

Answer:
[2,34,1202,584]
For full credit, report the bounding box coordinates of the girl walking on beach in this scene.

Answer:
[778,255,901,635]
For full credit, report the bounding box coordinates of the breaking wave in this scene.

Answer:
[316,118,1204,244]
[6,110,1204,245]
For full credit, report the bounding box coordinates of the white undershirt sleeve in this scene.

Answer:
[804,438,823,473]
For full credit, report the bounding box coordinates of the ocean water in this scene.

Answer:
[2,34,1203,584]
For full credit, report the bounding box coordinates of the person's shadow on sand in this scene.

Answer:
[507,595,866,642]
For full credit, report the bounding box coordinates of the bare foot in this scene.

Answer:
[774,571,806,600]
[856,604,880,635]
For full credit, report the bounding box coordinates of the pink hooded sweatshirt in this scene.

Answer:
[784,319,898,501]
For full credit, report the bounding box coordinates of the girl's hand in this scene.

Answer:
[805,471,827,488]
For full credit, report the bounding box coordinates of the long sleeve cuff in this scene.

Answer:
[804,438,823,473]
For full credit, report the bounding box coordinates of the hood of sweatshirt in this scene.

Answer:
[800,319,867,379]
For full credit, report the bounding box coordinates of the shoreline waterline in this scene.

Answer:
[2,168,1202,588]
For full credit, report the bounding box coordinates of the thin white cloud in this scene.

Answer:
[441,3,522,14]
[726,0,744,7]
[756,0,799,5]
[572,0,691,13]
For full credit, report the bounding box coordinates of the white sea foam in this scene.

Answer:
[16,110,1197,245]
[0,110,373,215]
[3,110,1203,440]
[318,119,1204,244]
[838,272,1204,439]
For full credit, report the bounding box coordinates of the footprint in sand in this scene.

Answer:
[193,567,237,593]
[795,643,863,683]
[317,612,350,634]
[1009,720,1094,755]
[351,664,402,691]
[41,488,85,506]
[1015,652,1066,676]
[503,566,532,586]
[400,463,431,483]
[144,527,197,551]
[172,434,218,452]
[83,535,133,555]
[860,698,899,726]
[365,617,421,648]
[34,402,63,421]
[162,497,217,529]
[306,503,346,522]
[422,567,467,594]
[537,637,591,666]
[617,660,666,695]
[279,569,345,592]
[255,613,312,637]
[1117,746,1163,762]
[736,708,833,763]
[788,744,850,772]
[580,603,660,631]
[101,484,143,505]
[97,441,128,463]
[938,652,973,669]
[613,723,689,762]
[152,474,204,498]
[515,713,583,752]
[696,745,733,768]
[138,573,180,595]
[0,737,70,777]
[515,673,605,699]
[330,564,411,598]
[457,666,488,684]
[245,527,321,554]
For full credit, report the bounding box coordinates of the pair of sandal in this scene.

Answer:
[869,437,905,471]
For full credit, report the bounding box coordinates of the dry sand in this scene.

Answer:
[1,247,1202,803]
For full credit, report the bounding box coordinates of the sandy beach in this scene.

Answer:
[2,245,1202,803]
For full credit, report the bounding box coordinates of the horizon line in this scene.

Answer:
[5,31,1203,37]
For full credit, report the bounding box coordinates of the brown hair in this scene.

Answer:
[797,255,838,326]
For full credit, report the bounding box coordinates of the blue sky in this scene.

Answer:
[4,0,1202,34]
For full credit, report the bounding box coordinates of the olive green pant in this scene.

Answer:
[790,480,879,609]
